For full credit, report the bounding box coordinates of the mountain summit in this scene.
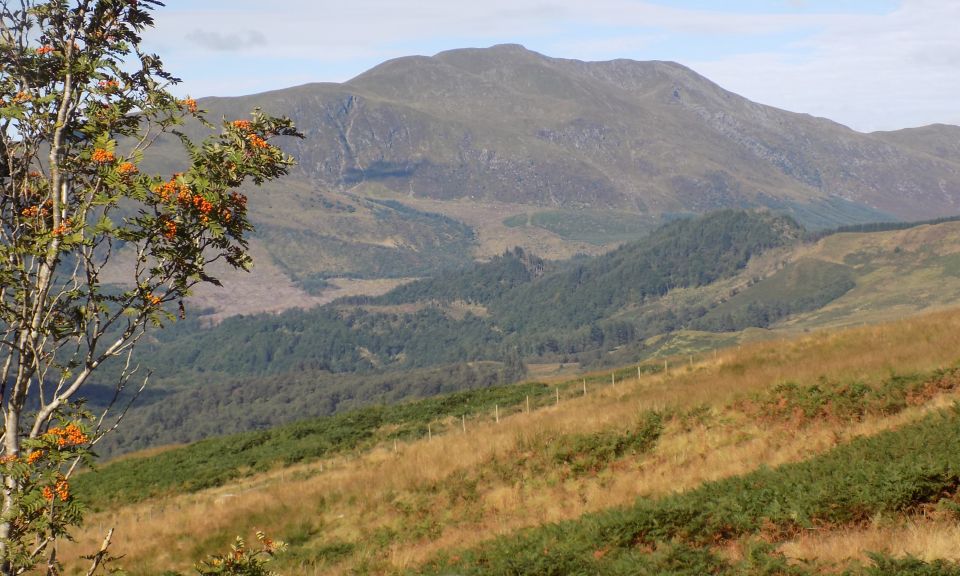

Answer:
[208,44,960,221]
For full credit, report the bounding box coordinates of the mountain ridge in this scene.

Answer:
[204,44,960,219]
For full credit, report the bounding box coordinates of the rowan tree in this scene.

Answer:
[0,1,300,573]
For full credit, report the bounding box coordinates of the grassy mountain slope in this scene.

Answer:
[63,308,960,574]
[691,258,857,331]
[781,219,960,330]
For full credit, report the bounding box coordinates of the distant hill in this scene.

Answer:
[112,212,799,380]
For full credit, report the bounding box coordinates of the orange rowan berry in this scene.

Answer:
[247,134,269,149]
[162,219,177,239]
[191,195,214,214]
[91,148,115,163]
[154,180,177,202]
[42,486,55,501]
[182,98,198,113]
[51,218,72,236]
[26,451,43,464]
[260,536,274,551]
[36,45,54,55]
[118,162,138,176]
[231,119,252,131]
[68,423,87,443]
[22,204,50,218]
[55,478,69,501]
[47,423,89,447]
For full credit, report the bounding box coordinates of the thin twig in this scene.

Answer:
[84,528,113,576]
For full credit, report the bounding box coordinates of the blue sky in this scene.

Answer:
[143,0,959,132]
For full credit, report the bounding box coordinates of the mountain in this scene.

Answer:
[120,44,960,319]
[161,44,960,311]
[204,44,960,222]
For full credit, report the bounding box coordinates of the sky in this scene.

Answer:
[142,0,960,133]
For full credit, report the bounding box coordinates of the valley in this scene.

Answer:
[91,214,960,458]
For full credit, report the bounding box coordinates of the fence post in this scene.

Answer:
[462,414,466,433]
[555,387,560,406]
[583,378,587,396]
[495,404,500,423]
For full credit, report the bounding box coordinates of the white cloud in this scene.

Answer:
[183,29,267,52]
[691,0,960,130]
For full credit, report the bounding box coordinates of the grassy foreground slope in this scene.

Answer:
[64,307,960,574]
[421,407,960,575]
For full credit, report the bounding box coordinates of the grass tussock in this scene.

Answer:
[779,520,960,566]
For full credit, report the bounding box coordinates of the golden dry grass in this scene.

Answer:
[779,520,960,565]
[61,307,960,575]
